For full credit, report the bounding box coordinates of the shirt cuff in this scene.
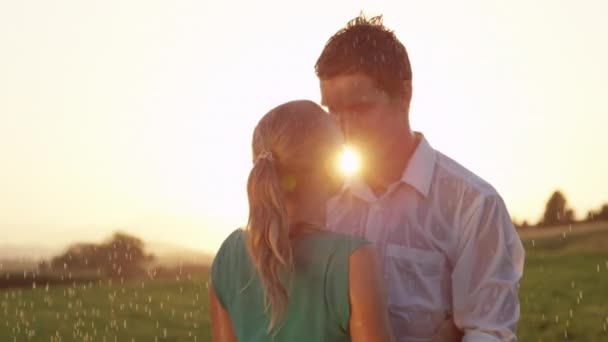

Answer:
[463,330,505,342]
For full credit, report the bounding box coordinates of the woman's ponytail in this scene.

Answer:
[245,149,293,332]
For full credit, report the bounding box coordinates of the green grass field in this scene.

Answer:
[1,276,212,341]
[1,222,607,341]
[518,223,608,341]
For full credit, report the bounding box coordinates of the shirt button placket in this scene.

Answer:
[367,202,390,281]
[365,202,382,241]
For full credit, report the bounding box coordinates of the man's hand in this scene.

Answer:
[431,317,463,342]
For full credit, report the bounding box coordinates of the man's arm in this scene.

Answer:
[452,194,525,341]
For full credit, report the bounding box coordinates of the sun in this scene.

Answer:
[340,146,361,176]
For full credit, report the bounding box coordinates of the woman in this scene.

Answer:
[209,100,394,341]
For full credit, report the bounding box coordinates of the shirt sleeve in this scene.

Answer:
[452,194,525,341]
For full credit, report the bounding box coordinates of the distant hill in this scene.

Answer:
[0,239,213,273]
[0,258,40,273]
[145,240,214,267]
[517,220,608,241]
[0,244,60,261]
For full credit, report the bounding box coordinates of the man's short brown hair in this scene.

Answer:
[315,14,412,98]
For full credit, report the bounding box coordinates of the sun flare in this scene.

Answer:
[340,146,361,176]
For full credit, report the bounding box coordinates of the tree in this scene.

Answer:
[599,205,608,220]
[50,231,154,279]
[541,190,574,226]
[104,232,154,278]
[564,209,575,223]
[50,243,100,273]
[587,204,608,222]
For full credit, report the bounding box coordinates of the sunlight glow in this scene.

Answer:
[340,146,361,176]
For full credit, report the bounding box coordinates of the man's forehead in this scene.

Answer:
[320,74,383,106]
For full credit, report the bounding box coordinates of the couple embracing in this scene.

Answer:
[210,14,524,342]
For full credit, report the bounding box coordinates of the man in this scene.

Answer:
[317,14,525,341]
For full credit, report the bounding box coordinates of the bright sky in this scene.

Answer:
[1,0,607,253]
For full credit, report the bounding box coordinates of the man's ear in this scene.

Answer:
[401,80,413,110]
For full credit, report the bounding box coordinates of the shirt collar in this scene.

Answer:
[401,133,437,197]
[343,133,437,202]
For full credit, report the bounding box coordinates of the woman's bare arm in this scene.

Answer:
[349,244,394,342]
[209,282,237,342]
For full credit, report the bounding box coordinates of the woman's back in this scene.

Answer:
[211,229,368,342]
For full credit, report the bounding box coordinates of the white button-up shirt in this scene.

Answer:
[327,134,525,342]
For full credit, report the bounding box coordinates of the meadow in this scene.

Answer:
[1,222,607,341]
[1,275,211,341]
[518,222,608,341]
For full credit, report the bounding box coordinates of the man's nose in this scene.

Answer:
[338,115,354,144]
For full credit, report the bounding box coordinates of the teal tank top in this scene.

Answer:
[211,229,369,341]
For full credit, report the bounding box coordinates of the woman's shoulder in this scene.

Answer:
[224,227,246,244]
[211,228,248,283]
[309,231,370,255]
[210,228,248,309]
[320,230,368,243]
[215,228,246,258]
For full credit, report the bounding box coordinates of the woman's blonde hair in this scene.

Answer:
[246,100,339,332]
